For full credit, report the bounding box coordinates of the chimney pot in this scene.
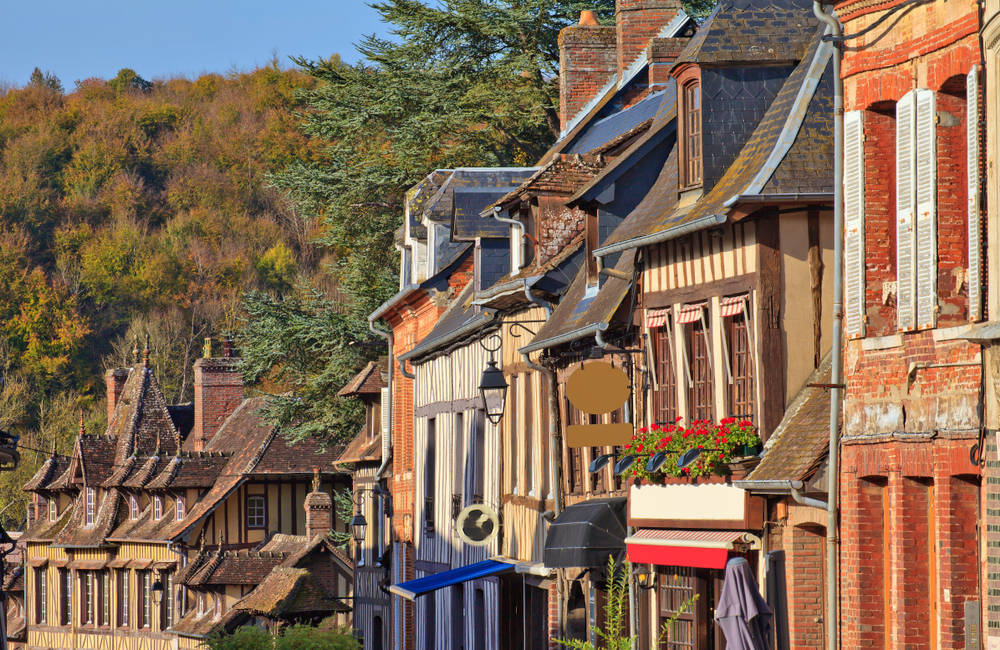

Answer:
[579,10,599,25]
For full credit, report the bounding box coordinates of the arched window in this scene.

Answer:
[246,495,266,528]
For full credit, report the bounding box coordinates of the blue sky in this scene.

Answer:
[0,0,387,88]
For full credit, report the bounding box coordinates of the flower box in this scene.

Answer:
[622,418,762,481]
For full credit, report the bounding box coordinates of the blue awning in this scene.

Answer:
[388,559,516,600]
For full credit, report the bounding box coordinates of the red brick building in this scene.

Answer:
[836,0,983,647]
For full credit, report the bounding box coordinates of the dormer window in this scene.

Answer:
[676,67,703,189]
[176,495,185,521]
[49,498,58,522]
[86,487,96,526]
[130,496,139,520]
[153,496,162,521]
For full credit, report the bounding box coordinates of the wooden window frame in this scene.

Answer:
[153,495,162,521]
[724,311,756,421]
[101,571,109,627]
[652,323,679,425]
[246,494,266,529]
[676,66,703,190]
[85,487,96,526]
[130,495,139,520]
[59,568,71,626]
[49,497,57,522]
[82,571,94,626]
[424,417,436,535]
[687,317,715,422]
[118,569,129,628]
[176,494,185,521]
[139,570,151,629]
[35,567,46,626]
[564,390,585,495]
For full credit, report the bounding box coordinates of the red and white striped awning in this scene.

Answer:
[720,295,747,318]
[625,529,751,569]
[676,303,705,324]
[646,308,670,329]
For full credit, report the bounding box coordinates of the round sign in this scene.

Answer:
[456,504,500,547]
[565,361,630,414]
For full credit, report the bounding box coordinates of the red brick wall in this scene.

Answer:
[537,196,586,266]
[784,524,825,650]
[558,23,616,131]
[105,368,130,422]
[862,107,897,337]
[615,0,683,81]
[935,89,969,325]
[192,358,243,451]
[647,37,687,87]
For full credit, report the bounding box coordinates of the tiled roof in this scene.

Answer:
[77,436,117,487]
[143,452,233,489]
[334,432,382,466]
[107,365,182,463]
[485,155,607,213]
[745,352,834,482]
[338,358,388,397]
[105,498,179,542]
[20,504,73,542]
[672,0,820,67]
[257,533,310,555]
[598,26,831,252]
[171,606,245,639]
[180,547,288,586]
[7,613,25,641]
[522,250,636,353]
[23,456,71,491]
[4,565,23,592]
[51,489,123,547]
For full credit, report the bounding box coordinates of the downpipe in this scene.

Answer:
[813,4,843,650]
[493,207,527,272]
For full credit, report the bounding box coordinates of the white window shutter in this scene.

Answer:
[968,65,982,321]
[896,90,917,331]
[844,110,866,338]
[380,387,391,434]
[915,88,938,329]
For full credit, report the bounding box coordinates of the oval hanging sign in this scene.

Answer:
[565,361,630,415]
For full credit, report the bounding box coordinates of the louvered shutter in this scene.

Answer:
[844,110,866,338]
[380,386,391,459]
[968,65,983,321]
[915,88,938,329]
[896,90,917,331]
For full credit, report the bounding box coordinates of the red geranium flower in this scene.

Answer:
[636,444,644,452]
[664,436,672,443]
[651,424,660,431]
[624,444,631,450]
[740,420,753,428]
[675,416,683,423]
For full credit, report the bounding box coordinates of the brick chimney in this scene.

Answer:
[616,0,684,81]
[647,37,688,87]
[192,341,243,451]
[305,475,333,539]
[105,368,130,422]
[559,11,616,132]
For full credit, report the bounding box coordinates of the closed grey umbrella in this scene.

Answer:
[715,557,773,650]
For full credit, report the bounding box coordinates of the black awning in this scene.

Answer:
[543,497,627,569]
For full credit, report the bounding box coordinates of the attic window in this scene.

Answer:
[49,498,58,522]
[130,496,139,521]
[677,67,703,189]
[153,496,163,521]
[176,496,185,521]
[86,488,96,526]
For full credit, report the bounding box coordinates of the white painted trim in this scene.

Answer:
[932,324,974,342]
[861,334,904,351]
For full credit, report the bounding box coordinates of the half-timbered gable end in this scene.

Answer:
[21,350,352,650]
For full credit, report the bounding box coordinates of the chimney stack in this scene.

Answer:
[105,368,130,423]
[305,473,333,539]
[558,11,616,132]
[616,0,684,82]
[192,339,243,451]
[647,37,688,87]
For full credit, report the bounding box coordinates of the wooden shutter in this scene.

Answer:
[380,386,391,462]
[968,65,983,321]
[915,88,938,329]
[844,110,866,338]
[896,90,917,331]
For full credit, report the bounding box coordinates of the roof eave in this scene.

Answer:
[519,323,609,355]
[593,213,727,258]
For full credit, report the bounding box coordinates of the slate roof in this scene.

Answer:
[473,233,587,311]
[597,25,832,253]
[565,91,669,155]
[521,250,636,353]
[745,352,834,482]
[448,168,539,240]
[337,358,388,398]
[672,0,820,67]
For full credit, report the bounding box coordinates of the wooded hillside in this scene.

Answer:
[0,64,334,526]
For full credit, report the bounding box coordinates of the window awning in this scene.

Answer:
[389,559,516,601]
[720,295,747,318]
[26,558,47,568]
[625,529,756,569]
[543,497,627,569]
[68,559,107,570]
[677,303,705,324]
[647,308,670,329]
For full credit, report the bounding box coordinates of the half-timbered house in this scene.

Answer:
[20,345,352,650]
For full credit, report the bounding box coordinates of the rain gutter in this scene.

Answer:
[398,312,497,364]
[518,323,609,355]
[592,213,726,260]
[811,8,844,650]
[733,479,829,510]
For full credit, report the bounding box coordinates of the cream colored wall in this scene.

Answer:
[779,211,836,405]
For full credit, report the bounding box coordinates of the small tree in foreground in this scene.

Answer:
[558,557,698,650]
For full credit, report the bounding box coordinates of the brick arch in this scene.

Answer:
[938,73,968,98]
[926,42,979,91]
